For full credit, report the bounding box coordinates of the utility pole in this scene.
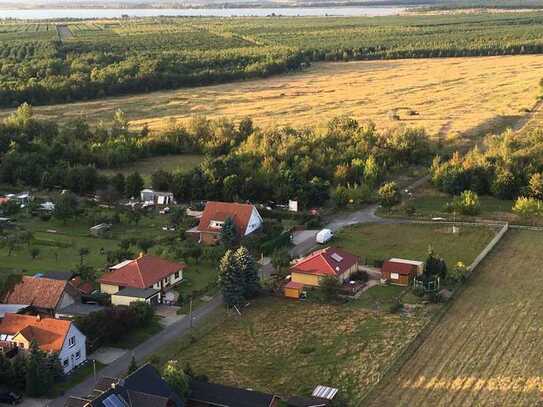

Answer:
[93,359,96,384]
[189,296,193,329]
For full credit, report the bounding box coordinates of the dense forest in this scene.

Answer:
[0,104,432,207]
[2,13,543,106]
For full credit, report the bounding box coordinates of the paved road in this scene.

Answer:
[47,295,223,407]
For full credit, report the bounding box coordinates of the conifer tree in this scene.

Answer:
[219,217,238,248]
[218,249,244,308]
[234,246,260,299]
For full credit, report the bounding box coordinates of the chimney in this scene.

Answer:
[138,252,144,259]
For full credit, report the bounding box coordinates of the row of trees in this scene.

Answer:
[0,105,432,209]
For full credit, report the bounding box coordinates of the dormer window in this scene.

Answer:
[210,220,224,229]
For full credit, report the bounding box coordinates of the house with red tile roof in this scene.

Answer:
[287,247,359,296]
[0,313,86,373]
[3,276,80,316]
[99,254,186,305]
[381,258,424,286]
[187,201,263,245]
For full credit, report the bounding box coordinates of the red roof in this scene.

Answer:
[382,260,417,276]
[0,313,72,353]
[3,276,78,310]
[197,201,257,235]
[290,247,358,277]
[284,281,305,289]
[99,255,186,289]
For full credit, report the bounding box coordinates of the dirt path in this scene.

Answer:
[56,25,73,42]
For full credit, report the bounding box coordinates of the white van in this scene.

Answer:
[316,228,333,244]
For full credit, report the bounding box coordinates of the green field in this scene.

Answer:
[0,211,217,302]
[156,296,432,405]
[98,154,204,184]
[3,12,543,107]
[334,222,496,267]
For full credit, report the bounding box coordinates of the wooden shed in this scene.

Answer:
[381,258,424,286]
[284,281,305,299]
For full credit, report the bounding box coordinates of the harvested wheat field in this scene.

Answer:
[4,55,543,141]
[367,229,543,407]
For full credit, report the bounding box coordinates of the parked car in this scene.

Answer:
[316,228,333,244]
[0,389,22,405]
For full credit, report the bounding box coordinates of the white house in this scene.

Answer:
[140,189,175,206]
[187,201,264,245]
[0,313,87,374]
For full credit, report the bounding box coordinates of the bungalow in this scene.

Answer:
[3,276,80,316]
[0,313,86,374]
[187,201,263,245]
[381,258,424,286]
[99,254,185,305]
[286,247,359,298]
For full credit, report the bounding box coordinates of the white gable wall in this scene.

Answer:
[244,207,263,236]
[59,323,87,374]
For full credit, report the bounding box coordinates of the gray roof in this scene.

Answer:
[0,304,29,318]
[57,303,105,317]
[114,287,160,299]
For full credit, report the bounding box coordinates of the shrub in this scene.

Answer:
[451,190,480,215]
[349,270,369,283]
[378,181,401,209]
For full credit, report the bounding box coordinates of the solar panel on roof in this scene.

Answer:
[102,394,127,407]
[330,253,343,262]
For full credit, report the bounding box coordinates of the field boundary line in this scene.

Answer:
[359,222,509,407]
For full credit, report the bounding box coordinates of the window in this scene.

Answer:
[75,350,81,360]
[210,220,224,228]
[174,271,179,279]
[63,359,69,367]
[68,336,76,348]
[391,273,400,280]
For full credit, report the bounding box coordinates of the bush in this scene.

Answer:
[387,299,403,314]
[451,190,480,215]
[378,181,401,209]
[349,270,369,283]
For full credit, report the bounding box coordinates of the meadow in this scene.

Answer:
[334,222,497,267]
[367,229,543,406]
[3,55,542,144]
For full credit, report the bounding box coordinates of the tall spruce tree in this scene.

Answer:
[218,250,244,308]
[219,217,238,248]
[234,246,260,299]
[25,340,47,397]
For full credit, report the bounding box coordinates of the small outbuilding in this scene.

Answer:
[284,281,305,299]
[381,258,424,286]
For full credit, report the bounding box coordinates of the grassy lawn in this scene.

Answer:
[334,222,496,268]
[379,185,526,223]
[112,317,163,349]
[156,296,431,405]
[0,212,172,275]
[98,154,203,184]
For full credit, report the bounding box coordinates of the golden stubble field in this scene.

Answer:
[4,55,543,141]
[368,229,543,407]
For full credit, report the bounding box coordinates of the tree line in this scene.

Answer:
[0,104,433,209]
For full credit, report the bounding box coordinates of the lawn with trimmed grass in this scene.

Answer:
[334,222,496,268]
[98,154,203,184]
[158,296,431,405]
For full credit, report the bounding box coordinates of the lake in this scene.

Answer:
[0,6,406,20]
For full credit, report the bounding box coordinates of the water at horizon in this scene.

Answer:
[0,6,406,20]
